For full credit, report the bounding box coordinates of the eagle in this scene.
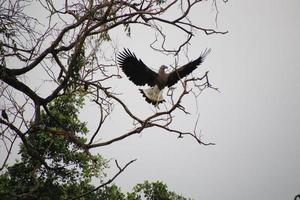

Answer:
[117,48,211,105]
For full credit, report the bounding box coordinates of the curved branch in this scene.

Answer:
[72,158,137,200]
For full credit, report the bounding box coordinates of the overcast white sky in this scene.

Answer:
[94,1,300,200]
[1,1,300,200]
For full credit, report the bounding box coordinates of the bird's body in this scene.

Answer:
[155,66,168,89]
[1,110,9,122]
[117,48,211,105]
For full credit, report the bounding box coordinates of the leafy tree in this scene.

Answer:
[0,93,106,199]
[128,181,191,200]
[0,0,227,199]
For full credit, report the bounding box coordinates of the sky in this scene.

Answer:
[94,1,300,200]
[1,1,300,200]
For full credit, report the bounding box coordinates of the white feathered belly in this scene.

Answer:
[139,85,165,105]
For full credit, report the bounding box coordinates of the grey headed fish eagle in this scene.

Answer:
[117,48,211,105]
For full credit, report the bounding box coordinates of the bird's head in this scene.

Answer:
[159,65,168,72]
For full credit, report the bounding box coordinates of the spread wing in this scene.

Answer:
[117,49,157,87]
[167,48,211,87]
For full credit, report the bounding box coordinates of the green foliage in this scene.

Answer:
[65,46,86,93]
[124,24,131,37]
[156,0,167,5]
[44,94,87,133]
[127,181,191,200]
[20,94,105,181]
[97,185,126,200]
[92,182,192,200]
[0,93,107,199]
[101,30,111,41]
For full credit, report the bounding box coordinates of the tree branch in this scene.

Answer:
[72,159,137,200]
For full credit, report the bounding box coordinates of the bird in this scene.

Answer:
[117,48,211,105]
[1,110,9,122]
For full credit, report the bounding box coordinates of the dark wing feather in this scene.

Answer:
[117,49,157,86]
[167,48,211,87]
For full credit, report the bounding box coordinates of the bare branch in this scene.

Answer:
[72,159,137,200]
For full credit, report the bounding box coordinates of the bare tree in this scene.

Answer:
[0,0,227,197]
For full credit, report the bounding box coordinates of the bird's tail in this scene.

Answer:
[139,86,165,106]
